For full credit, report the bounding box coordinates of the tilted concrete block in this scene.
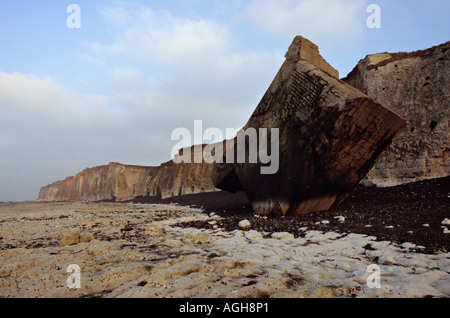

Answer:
[212,36,406,217]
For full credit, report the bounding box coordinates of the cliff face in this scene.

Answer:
[38,146,218,202]
[343,41,450,186]
[39,163,155,202]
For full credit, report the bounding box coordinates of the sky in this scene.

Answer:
[0,0,449,201]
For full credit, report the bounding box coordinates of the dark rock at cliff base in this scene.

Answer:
[175,177,450,251]
[212,36,407,217]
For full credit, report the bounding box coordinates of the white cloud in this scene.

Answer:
[88,2,285,133]
[0,72,109,127]
[96,3,232,71]
[246,0,365,47]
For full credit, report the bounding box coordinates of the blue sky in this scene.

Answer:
[0,0,449,201]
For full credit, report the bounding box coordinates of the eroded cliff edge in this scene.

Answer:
[343,41,449,186]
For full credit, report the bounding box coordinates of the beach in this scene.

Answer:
[1,178,449,298]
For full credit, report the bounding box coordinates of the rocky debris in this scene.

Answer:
[80,234,95,243]
[334,216,346,223]
[58,230,94,247]
[343,41,450,186]
[212,36,406,217]
[145,224,164,236]
[180,232,212,244]
[175,176,450,251]
[271,232,294,240]
[58,231,81,247]
[238,220,251,229]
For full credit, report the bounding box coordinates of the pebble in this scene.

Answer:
[271,232,294,240]
[80,234,95,243]
[401,242,416,250]
[238,220,251,229]
[181,232,212,244]
[245,230,263,240]
[58,230,80,247]
[146,224,164,236]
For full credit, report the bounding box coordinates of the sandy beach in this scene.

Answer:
[1,192,449,298]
